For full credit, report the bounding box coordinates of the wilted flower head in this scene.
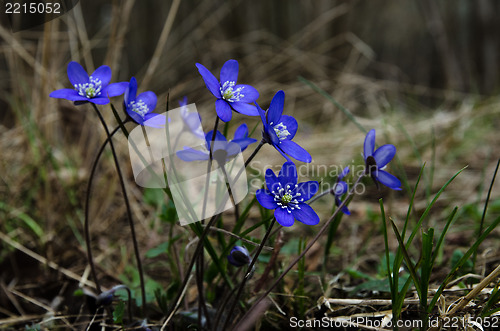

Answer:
[256,161,319,227]
[363,129,401,190]
[227,245,251,267]
[195,59,259,122]
[257,90,311,163]
[49,61,127,105]
[124,77,165,128]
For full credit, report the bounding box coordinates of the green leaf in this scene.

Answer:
[113,300,125,324]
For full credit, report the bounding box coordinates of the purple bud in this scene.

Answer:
[227,246,251,267]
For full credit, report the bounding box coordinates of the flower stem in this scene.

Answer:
[234,174,366,328]
[221,218,277,330]
[84,125,121,294]
[90,104,147,318]
[244,139,265,168]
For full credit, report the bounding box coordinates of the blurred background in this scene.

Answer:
[1,0,500,327]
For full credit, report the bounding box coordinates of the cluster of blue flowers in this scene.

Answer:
[49,59,401,270]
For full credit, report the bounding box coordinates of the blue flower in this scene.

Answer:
[363,129,401,190]
[124,77,165,128]
[256,161,319,227]
[332,166,350,215]
[257,90,312,163]
[227,246,251,267]
[49,61,128,105]
[195,59,260,122]
[176,124,257,162]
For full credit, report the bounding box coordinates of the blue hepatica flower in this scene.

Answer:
[176,124,257,162]
[256,161,319,227]
[124,77,165,128]
[257,90,312,163]
[227,246,251,267]
[332,166,350,215]
[50,61,128,105]
[363,129,402,190]
[195,59,260,122]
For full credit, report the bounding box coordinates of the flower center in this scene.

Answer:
[272,183,303,213]
[74,76,102,99]
[128,100,149,118]
[220,81,244,102]
[273,122,291,140]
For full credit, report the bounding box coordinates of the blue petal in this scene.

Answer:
[267,90,285,126]
[143,113,167,128]
[125,77,137,104]
[278,161,297,187]
[373,144,396,168]
[256,189,279,210]
[49,89,87,101]
[91,65,112,86]
[89,96,110,105]
[196,63,221,98]
[291,204,319,225]
[333,181,348,196]
[335,196,351,215]
[256,102,267,125]
[295,181,319,201]
[233,123,249,140]
[137,91,158,114]
[364,129,376,158]
[127,109,144,125]
[205,130,227,145]
[231,102,260,116]
[106,82,128,97]
[277,115,298,140]
[67,61,89,86]
[377,170,402,190]
[275,208,295,227]
[234,84,259,103]
[176,147,209,161]
[231,137,257,152]
[279,140,312,163]
[220,59,238,83]
[264,168,279,192]
[339,166,350,180]
[215,99,232,122]
[225,141,241,157]
[179,96,188,106]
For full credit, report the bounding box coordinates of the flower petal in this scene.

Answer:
[256,102,267,126]
[364,129,376,158]
[333,181,348,196]
[339,166,350,180]
[91,65,112,86]
[256,189,279,210]
[279,140,312,163]
[89,96,110,105]
[127,109,144,125]
[220,59,239,83]
[267,90,285,125]
[205,130,227,145]
[196,63,222,98]
[125,77,137,104]
[274,208,295,227]
[49,89,87,101]
[67,61,89,86]
[264,168,279,192]
[231,102,260,116]
[215,99,232,122]
[373,144,396,168]
[233,123,249,140]
[143,113,167,128]
[295,181,319,201]
[291,204,319,225]
[335,197,351,215]
[137,91,158,114]
[377,170,402,190]
[278,161,297,187]
[277,115,298,140]
[176,147,209,161]
[232,137,257,152]
[106,82,129,97]
[233,84,259,103]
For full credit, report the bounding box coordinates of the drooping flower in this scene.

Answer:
[332,166,350,215]
[49,61,128,105]
[363,129,401,190]
[257,90,312,163]
[227,246,251,267]
[195,59,259,122]
[176,124,257,162]
[256,161,319,227]
[124,77,165,128]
